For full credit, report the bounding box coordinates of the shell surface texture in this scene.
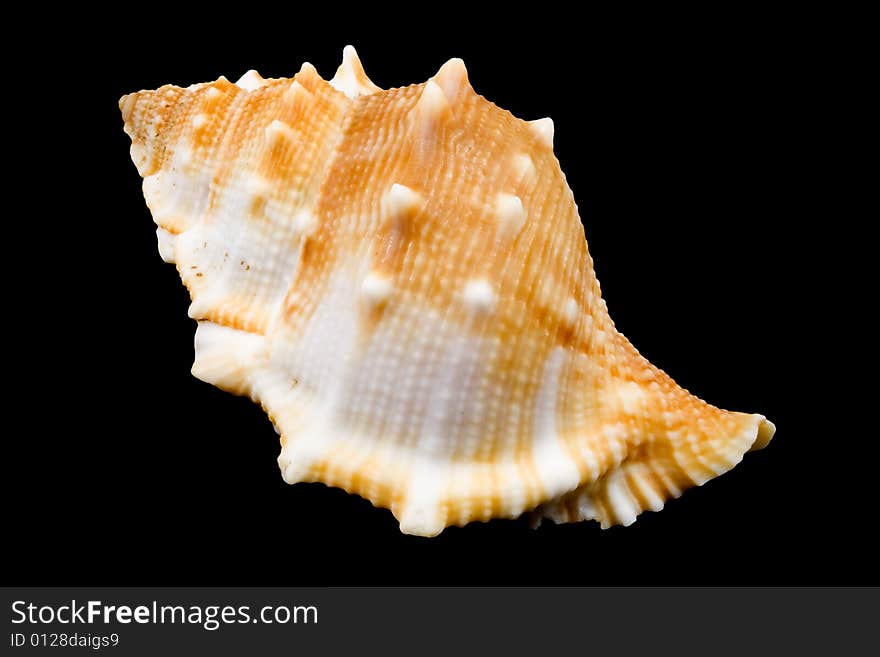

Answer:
[119,46,775,537]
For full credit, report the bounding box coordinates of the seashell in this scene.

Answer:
[119,46,775,536]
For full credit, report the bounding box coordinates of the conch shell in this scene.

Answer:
[119,46,774,536]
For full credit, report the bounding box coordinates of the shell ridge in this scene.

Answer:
[261,87,361,335]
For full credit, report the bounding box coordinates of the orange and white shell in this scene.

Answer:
[119,46,775,536]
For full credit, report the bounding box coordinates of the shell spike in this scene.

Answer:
[529,117,554,148]
[295,61,324,91]
[433,57,470,101]
[235,69,266,91]
[283,80,312,105]
[495,193,526,237]
[386,183,423,222]
[330,45,381,98]
[413,80,450,131]
[299,61,319,77]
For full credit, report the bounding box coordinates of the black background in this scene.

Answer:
[10,9,866,585]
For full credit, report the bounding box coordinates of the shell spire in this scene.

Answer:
[329,45,381,98]
[119,51,775,537]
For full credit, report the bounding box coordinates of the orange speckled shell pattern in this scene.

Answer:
[119,47,774,536]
